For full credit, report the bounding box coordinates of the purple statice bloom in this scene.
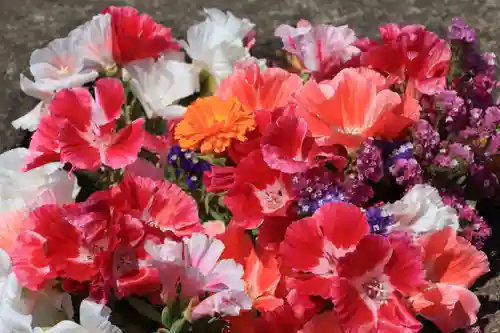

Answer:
[442,195,491,249]
[390,158,423,186]
[486,133,500,155]
[340,174,374,206]
[356,138,384,183]
[387,142,413,165]
[365,206,394,235]
[167,145,211,190]
[412,120,440,161]
[448,143,474,163]
[484,106,500,130]
[292,167,346,215]
[448,18,477,43]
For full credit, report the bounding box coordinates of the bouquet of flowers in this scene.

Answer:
[1,5,499,333]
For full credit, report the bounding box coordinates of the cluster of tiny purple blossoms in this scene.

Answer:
[333,18,499,249]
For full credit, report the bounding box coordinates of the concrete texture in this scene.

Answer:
[1,0,500,150]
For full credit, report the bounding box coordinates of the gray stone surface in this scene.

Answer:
[1,0,500,150]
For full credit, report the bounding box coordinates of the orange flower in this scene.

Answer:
[175,96,256,153]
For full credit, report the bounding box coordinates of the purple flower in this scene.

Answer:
[390,158,423,186]
[356,138,384,183]
[340,174,374,205]
[448,18,477,43]
[292,168,346,215]
[442,194,491,249]
[365,206,394,235]
[167,145,212,190]
[413,120,440,161]
[448,143,474,163]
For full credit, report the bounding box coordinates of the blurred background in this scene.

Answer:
[1,0,500,150]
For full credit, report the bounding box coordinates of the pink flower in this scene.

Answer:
[260,106,325,173]
[275,21,360,80]
[362,24,451,95]
[26,78,145,171]
[330,233,424,332]
[410,227,489,333]
[112,175,202,238]
[224,151,293,229]
[101,6,180,65]
[146,233,251,318]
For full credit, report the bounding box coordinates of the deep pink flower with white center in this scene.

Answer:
[146,233,251,318]
[224,150,293,229]
[112,175,202,238]
[281,202,369,277]
[330,233,424,333]
[46,77,144,170]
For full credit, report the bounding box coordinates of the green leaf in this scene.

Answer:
[170,317,187,333]
[127,297,162,324]
[161,306,173,329]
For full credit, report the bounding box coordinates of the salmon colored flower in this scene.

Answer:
[294,67,420,148]
[220,225,283,311]
[175,96,256,153]
[216,60,303,111]
[410,227,489,333]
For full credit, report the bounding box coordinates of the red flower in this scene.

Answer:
[362,24,451,96]
[56,79,144,170]
[63,190,161,301]
[102,6,180,64]
[224,151,293,229]
[204,165,237,193]
[280,202,369,276]
[11,205,98,290]
[112,175,202,238]
[24,115,62,171]
[330,233,424,332]
[26,78,144,171]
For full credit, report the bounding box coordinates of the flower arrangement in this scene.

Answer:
[1,6,499,333]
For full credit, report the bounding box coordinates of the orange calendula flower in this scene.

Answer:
[175,96,256,153]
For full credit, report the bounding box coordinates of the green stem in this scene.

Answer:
[127,297,163,324]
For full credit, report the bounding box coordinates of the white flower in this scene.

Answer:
[126,52,200,119]
[37,299,122,333]
[69,14,114,71]
[384,184,460,234]
[0,249,73,333]
[13,20,103,131]
[0,148,79,213]
[181,8,254,84]
[191,289,252,320]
